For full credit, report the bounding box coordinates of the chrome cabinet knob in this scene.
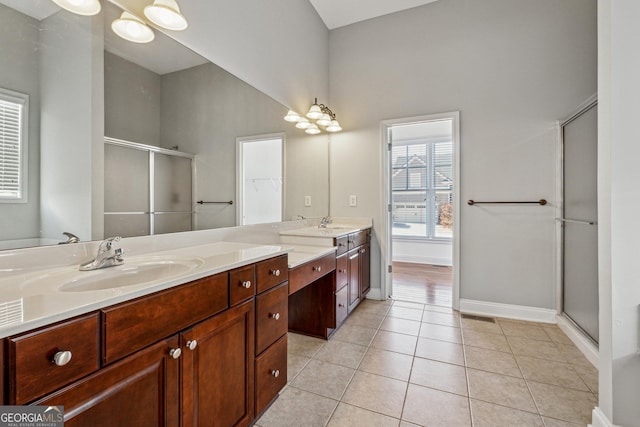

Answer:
[271,269,281,277]
[270,312,280,320]
[52,350,72,366]
[361,248,366,254]
[186,340,198,350]
[313,266,322,272]
[271,369,280,378]
[338,303,345,308]
[169,348,182,359]
[338,269,346,273]
[241,280,252,289]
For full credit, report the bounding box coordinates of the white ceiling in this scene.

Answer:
[309,0,439,30]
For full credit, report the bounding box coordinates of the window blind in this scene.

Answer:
[0,96,23,199]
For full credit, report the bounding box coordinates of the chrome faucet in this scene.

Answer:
[79,236,124,271]
[318,216,332,228]
[58,232,80,244]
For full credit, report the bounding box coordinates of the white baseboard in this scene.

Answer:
[459,299,557,324]
[556,314,599,368]
[589,407,618,427]
[393,255,452,266]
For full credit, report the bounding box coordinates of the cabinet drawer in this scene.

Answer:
[7,313,100,404]
[255,335,287,415]
[335,286,348,328]
[336,253,348,291]
[334,235,348,256]
[288,252,336,295]
[347,230,369,250]
[256,255,288,294]
[255,283,288,355]
[102,273,228,364]
[230,264,256,306]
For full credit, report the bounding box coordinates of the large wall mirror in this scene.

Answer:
[0,0,329,250]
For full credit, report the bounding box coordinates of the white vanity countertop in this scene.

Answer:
[279,223,369,238]
[285,245,336,268]
[0,241,288,338]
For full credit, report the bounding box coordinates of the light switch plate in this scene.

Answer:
[349,195,357,207]
[304,196,311,207]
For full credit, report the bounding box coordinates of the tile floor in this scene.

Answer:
[255,299,598,427]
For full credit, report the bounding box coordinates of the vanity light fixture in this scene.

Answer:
[144,0,188,31]
[283,98,342,134]
[51,0,101,16]
[112,11,155,43]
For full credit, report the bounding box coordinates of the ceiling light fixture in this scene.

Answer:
[144,0,188,31]
[112,11,155,43]
[51,0,101,16]
[283,98,342,134]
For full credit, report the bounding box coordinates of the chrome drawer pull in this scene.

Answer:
[241,280,252,289]
[270,312,281,320]
[169,348,182,359]
[271,369,280,378]
[338,303,345,308]
[52,350,72,367]
[186,340,198,350]
[313,266,322,272]
[271,269,281,277]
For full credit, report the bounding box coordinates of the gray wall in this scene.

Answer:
[328,0,597,306]
[0,4,40,240]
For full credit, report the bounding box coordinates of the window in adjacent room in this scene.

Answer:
[0,88,28,203]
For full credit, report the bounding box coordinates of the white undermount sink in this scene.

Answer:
[20,256,205,293]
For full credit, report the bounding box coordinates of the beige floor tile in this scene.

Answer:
[402,384,471,427]
[467,368,537,413]
[399,422,421,427]
[507,336,567,362]
[359,347,414,381]
[287,353,310,383]
[371,330,418,355]
[356,300,392,316]
[498,319,552,341]
[410,357,468,396]
[287,333,326,357]
[419,322,462,344]
[256,386,338,427]
[464,346,522,377]
[528,381,596,425]
[415,337,464,365]
[556,343,595,368]
[332,323,378,347]
[393,300,426,310]
[541,416,585,427]
[460,317,503,334]
[470,399,544,427]
[422,310,461,327]
[342,371,408,418]
[572,364,598,395]
[290,359,355,400]
[327,402,400,427]
[462,329,511,352]
[380,317,422,336]
[345,311,386,329]
[387,306,424,322]
[517,355,589,391]
[314,339,367,369]
[541,325,574,345]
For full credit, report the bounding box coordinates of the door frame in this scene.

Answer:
[380,112,460,309]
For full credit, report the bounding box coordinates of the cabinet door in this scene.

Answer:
[182,300,255,427]
[34,336,180,427]
[360,242,371,297]
[348,249,360,313]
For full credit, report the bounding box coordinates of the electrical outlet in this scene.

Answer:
[304,195,311,207]
[349,195,357,207]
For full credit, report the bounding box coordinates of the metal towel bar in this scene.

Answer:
[467,199,547,206]
[197,201,233,205]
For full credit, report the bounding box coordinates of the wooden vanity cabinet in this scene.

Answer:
[342,229,371,315]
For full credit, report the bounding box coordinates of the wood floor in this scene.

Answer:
[392,261,452,307]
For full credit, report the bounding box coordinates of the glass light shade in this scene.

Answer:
[316,113,331,127]
[284,110,300,122]
[306,104,323,120]
[51,0,101,16]
[144,0,188,31]
[295,118,311,129]
[112,12,155,44]
[305,123,321,135]
[326,120,342,132]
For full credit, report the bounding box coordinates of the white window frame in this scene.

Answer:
[0,88,29,203]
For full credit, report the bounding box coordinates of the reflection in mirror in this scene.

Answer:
[0,0,329,250]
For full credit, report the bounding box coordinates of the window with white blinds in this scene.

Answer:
[0,89,28,202]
